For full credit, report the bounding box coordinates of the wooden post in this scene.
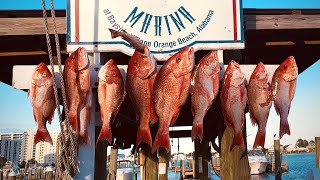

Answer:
[316,137,320,168]
[45,166,54,180]
[181,159,185,179]
[139,145,146,180]
[94,127,107,180]
[108,147,118,179]
[220,127,250,180]
[145,145,158,180]
[194,139,209,180]
[158,148,168,180]
[274,138,282,180]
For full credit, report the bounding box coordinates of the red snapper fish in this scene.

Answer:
[97,59,126,144]
[271,56,298,138]
[247,62,272,149]
[220,60,247,151]
[29,62,56,145]
[152,46,195,153]
[126,46,158,148]
[190,50,220,142]
[63,47,91,135]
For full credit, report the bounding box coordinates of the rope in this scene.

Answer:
[40,0,78,179]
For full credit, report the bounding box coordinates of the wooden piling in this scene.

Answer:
[159,148,168,180]
[45,170,54,180]
[139,145,146,180]
[181,159,185,179]
[316,137,320,168]
[220,127,250,180]
[274,138,282,180]
[94,127,107,180]
[145,145,158,180]
[108,147,118,179]
[194,139,209,180]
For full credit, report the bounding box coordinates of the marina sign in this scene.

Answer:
[67,0,244,60]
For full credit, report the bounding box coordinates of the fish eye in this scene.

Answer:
[284,65,288,69]
[133,61,137,65]
[42,73,47,77]
[176,57,181,62]
[256,74,260,79]
[206,60,209,65]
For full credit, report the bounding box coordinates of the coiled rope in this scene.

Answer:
[40,0,78,179]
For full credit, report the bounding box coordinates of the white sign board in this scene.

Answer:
[67,0,244,60]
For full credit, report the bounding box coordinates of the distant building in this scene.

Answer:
[35,131,59,165]
[0,132,23,163]
[20,130,36,163]
[0,139,21,163]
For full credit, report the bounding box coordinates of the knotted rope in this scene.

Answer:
[40,0,78,179]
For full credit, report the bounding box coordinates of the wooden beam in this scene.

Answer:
[245,15,320,30]
[0,17,65,35]
[1,13,320,36]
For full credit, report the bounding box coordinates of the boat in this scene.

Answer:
[248,149,269,175]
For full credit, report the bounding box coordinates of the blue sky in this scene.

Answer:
[0,0,320,10]
[0,0,320,154]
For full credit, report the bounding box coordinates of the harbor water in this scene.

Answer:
[136,152,316,180]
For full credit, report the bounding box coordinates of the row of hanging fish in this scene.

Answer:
[28,29,298,153]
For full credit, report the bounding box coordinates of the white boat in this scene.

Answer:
[248,149,269,175]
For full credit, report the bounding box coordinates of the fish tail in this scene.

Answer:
[34,128,53,145]
[68,110,78,133]
[97,124,112,145]
[230,131,244,151]
[108,28,121,39]
[191,120,203,142]
[253,130,266,149]
[151,130,170,154]
[136,126,152,148]
[280,117,290,139]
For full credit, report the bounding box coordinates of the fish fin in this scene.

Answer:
[240,84,247,108]
[253,130,266,149]
[68,110,78,133]
[191,120,203,142]
[97,124,113,145]
[149,97,158,124]
[280,117,290,139]
[109,28,121,39]
[249,107,258,126]
[170,110,180,126]
[230,131,244,151]
[47,108,55,125]
[34,128,53,145]
[136,126,152,148]
[274,102,281,116]
[151,130,170,154]
[289,80,296,101]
